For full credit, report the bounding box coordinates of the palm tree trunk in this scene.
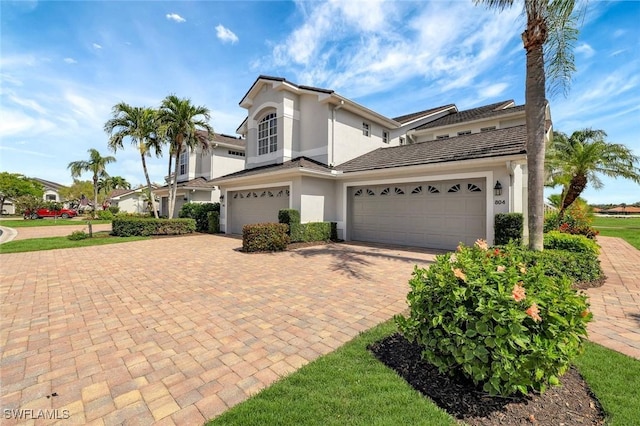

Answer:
[93,175,99,219]
[524,30,547,251]
[169,151,180,218]
[141,154,159,218]
[559,173,587,216]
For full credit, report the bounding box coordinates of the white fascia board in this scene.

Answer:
[215,167,334,187]
[213,142,246,151]
[320,93,400,128]
[398,106,458,128]
[336,154,527,180]
[411,110,526,136]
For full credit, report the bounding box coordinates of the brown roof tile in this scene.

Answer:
[414,100,521,130]
[211,157,332,183]
[335,125,527,173]
[195,131,246,148]
[392,104,455,124]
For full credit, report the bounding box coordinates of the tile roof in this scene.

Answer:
[335,125,527,173]
[195,131,246,148]
[413,100,522,130]
[392,104,455,124]
[32,177,65,190]
[211,157,332,183]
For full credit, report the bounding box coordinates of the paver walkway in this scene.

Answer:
[586,236,640,360]
[0,235,440,425]
[1,230,638,425]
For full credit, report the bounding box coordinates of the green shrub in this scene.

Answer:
[396,240,592,396]
[523,249,603,285]
[115,212,152,218]
[494,213,523,245]
[208,211,220,234]
[544,207,598,239]
[278,209,302,241]
[299,222,333,242]
[96,210,114,220]
[179,202,220,232]
[242,223,289,252]
[112,218,195,237]
[67,230,89,240]
[108,206,120,214]
[544,231,599,255]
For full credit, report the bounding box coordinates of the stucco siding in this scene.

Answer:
[299,176,336,223]
[333,109,390,166]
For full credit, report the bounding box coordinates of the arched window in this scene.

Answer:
[258,113,277,155]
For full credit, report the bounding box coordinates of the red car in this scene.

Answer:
[24,208,78,219]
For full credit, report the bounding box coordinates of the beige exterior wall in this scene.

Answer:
[332,109,391,166]
[115,194,148,214]
[414,115,526,142]
[299,176,336,223]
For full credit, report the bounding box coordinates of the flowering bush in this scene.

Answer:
[544,204,598,239]
[396,240,592,396]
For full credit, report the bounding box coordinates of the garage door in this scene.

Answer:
[350,179,486,250]
[229,187,290,234]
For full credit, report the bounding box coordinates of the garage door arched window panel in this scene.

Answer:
[258,112,277,155]
[394,187,405,195]
[380,187,390,196]
[366,189,375,196]
[428,185,440,194]
[467,183,482,192]
[354,189,363,197]
[448,184,461,193]
[411,185,423,195]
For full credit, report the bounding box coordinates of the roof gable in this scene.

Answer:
[414,100,521,131]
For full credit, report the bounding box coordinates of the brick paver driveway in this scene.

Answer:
[0,235,440,425]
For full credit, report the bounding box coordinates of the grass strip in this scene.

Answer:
[574,342,640,426]
[209,322,640,426]
[0,219,112,228]
[0,232,148,253]
[595,228,640,250]
[209,320,454,426]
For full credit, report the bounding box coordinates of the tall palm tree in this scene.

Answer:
[105,103,163,218]
[476,0,580,250]
[158,95,213,218]
[68,148,116,218]
[546,128,640,216]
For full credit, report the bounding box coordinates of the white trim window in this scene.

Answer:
[457,130,472,136]
[362,122,370,137]
[258,113,277,155]
[179,150,188,175]
[382,130,389,143]
[436,134,449,140]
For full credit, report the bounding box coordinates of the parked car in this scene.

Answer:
[24,208,78,219]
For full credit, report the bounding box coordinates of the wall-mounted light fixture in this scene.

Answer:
[219,194,225,202]
[183,196,188,201]
[493,180,503,196]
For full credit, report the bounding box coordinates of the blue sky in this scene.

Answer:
[1,0,638,204]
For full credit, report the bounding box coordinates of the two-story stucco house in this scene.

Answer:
[212,75,551,250]
[154,133,246,217]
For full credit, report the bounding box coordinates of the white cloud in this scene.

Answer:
[478,83,510,99]
[575,43,595,58]
[166,13,186,23]
[64,57,77,64]
[92,43,102,49]
[0,145,56,158]
[215,24,239,44]
[0,108,56,138]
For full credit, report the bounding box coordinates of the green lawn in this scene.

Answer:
[209,321,640,426]
[0,219,111,228]
[0,232,148,253]
[592,216,640,250]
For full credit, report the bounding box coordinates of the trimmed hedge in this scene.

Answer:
[208,211,220,234]
[524,249,603,285]
[242,223,289,252]
[179,202,220,233]
[494,213,523,245]
[278,209,302,241]
[277,209,336,243]
[544,231,599,255]
[112,218,196,237]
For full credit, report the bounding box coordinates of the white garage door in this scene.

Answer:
[350,179,486,250]
[229,187,290,234]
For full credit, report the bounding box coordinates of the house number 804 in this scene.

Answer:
[494,200,506,205]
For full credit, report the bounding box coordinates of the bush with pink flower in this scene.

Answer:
[396,239,592,396]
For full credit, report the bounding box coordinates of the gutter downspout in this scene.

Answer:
[331,101,344,166]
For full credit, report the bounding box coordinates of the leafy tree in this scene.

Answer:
[0,172,44,214]
[476,0,581,250]
[546,129,640,216]
[14,194,44,217]
[67,149,116,218]
[59,180,95,207]
[105,103,163,218]
[98,175,131,195]
[158,95,213,218]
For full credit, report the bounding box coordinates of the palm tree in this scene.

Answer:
[105,103,164,218]
[158,95,213,218]
[546,128,640,217]
[476,0,580,250]
[98,175,131,194]
[68,148,116,218]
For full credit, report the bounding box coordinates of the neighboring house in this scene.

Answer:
[32,178,65,203]
[108,186,158,214]
[154,133,246,217]
[212,75,552,250]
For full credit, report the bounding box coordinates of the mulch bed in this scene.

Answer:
[369,333,606,426]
